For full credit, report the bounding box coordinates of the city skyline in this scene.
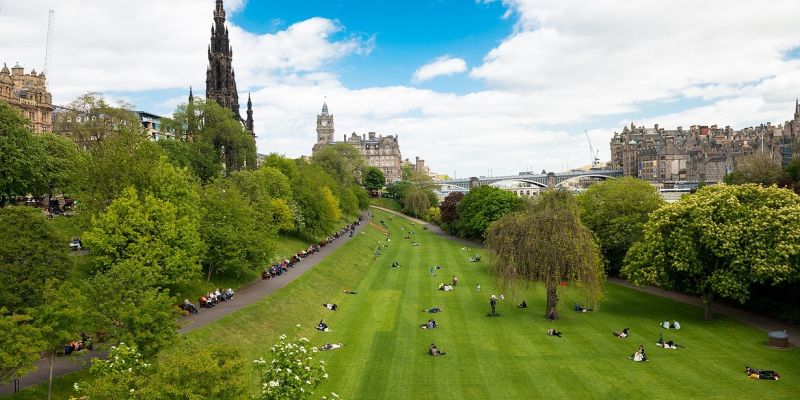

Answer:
[2,0,800,176]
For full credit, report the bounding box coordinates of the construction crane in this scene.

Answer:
[43,9,55,76]
[584,130,601,169]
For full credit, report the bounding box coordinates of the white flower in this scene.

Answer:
[323,373,329,379]
[269,380,279,387]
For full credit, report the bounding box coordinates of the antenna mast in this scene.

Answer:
[44,9,55,76]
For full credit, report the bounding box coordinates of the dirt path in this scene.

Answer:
[0,214,370,397]
[609,277,798,347]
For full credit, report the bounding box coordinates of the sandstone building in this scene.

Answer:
[312,103,403,182]
[610,103,800,183]
[0,62,52,133]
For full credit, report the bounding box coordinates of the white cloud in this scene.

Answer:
[412,56,468,83]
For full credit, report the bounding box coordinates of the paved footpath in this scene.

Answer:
[0,213,369,397]
[373,205,799,348]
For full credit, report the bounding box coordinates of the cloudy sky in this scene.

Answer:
[2,0,800,177]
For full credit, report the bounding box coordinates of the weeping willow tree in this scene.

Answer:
[486,190,604,319]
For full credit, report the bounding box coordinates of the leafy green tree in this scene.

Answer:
[439,191,465,224]
[363,166,386,191]
[0,311,43,384]
[230,168,294,232]
[401,163,414,181]
[38,133,79,197]
[353,184,370,210]
[403,188,430,218]
[424,188,439,208]
[83,187,204,287]
[291,162,342,238]
[35,281,92,400]
[622,184,800,320]
[200,179,267,280]
[457,185,521,239]
[262,153,298,181]
[0,101,49,205]
[0,207,72,312]
[723,154,783,186]
[385,180,413,205]
[52,92,141,147]
[71,342,151,400]
[142,345,249,400]
[157,139,222,183]
[312,143,365,186]
[486,190,603,319]
[576,177,664,275]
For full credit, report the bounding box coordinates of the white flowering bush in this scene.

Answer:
[70,343,150,400]
[254,334,329,400]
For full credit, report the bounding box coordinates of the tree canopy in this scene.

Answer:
[576,177,663,275]
[622,184,800,320]
[457,185,522,239]
[486,190,603,319]
[363,166,386,191]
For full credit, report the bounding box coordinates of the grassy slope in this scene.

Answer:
[12,209,799,399]
[370,197,402,212]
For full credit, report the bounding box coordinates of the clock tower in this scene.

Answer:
[316,102,334,145]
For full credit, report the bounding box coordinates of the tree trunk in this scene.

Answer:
[206,265,214,282]
[545,285,559,320]
[702,289,714,321]
[47,353,54,400]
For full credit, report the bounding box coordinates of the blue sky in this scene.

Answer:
[4,0,800,176]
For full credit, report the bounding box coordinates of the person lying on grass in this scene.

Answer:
[423,307,442,313]
[746,367,780,380]
[391,260,401,268]
[438,283,453,291]
[613,328,630,338]
[320,343,344,351]
[656,334,683,349]
[518,301,527,308]
[316,320,330,332]
[323,303,338,311]
[546,328,562,337]
[429,343,446,356]
[343,290,358,294]
[574,303,592,312]
[420,319,438,329]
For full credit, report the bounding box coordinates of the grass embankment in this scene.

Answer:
[14,210,800,399]
[370,197,402,212]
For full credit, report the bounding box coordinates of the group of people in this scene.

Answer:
[64,333,92,355]
[631,345,648,362]
[199,288,235,308]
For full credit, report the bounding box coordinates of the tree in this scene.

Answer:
[312,143,365,186]
[71,343,151,400]
[486,190,603,319]
[723,154,783,186]
[291,162,342,238]
[439,192,465,224]
[622,184,800,320]
[35,281,91,400]
[200,179,267,280]
[82,187,204,288]
[0,101,49,205]
[0,311,43,384]
[385,180,413,205]
[457,185,521,239]
[403,188,430,218]
[254,334,329,400]
[157,139,222,183]
[576,177,664,275]
[38,133,79,198]
[142,345,249,400]
[0,207,72,312]
[86,262,180,358]
[52,92,140,147]
[363,166,386,192]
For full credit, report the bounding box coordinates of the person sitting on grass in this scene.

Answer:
[429,343,446,356]
[320,343,344,351]
[746,367,780,380]
[323,303,338,311]
[661,320,681,329]
[518,301,528,308]
[316,320,330,332]
[629,345,647,362]
[420,319,437,329]
[546,328,562,337]
[613,328,630,338]
[452,275,458,286]
[391,260,401,268]
[574,303,592,312]
[423,307,442,313]
[343,290,358,294]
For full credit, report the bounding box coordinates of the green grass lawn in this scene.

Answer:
[370,197,403,212]
[10,209,799,399]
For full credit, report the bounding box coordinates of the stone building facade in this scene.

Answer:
[312,103,403,182]
[0,62,52,133]
[610,103,800,183]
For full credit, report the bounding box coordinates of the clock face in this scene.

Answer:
[321,120,328,127]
